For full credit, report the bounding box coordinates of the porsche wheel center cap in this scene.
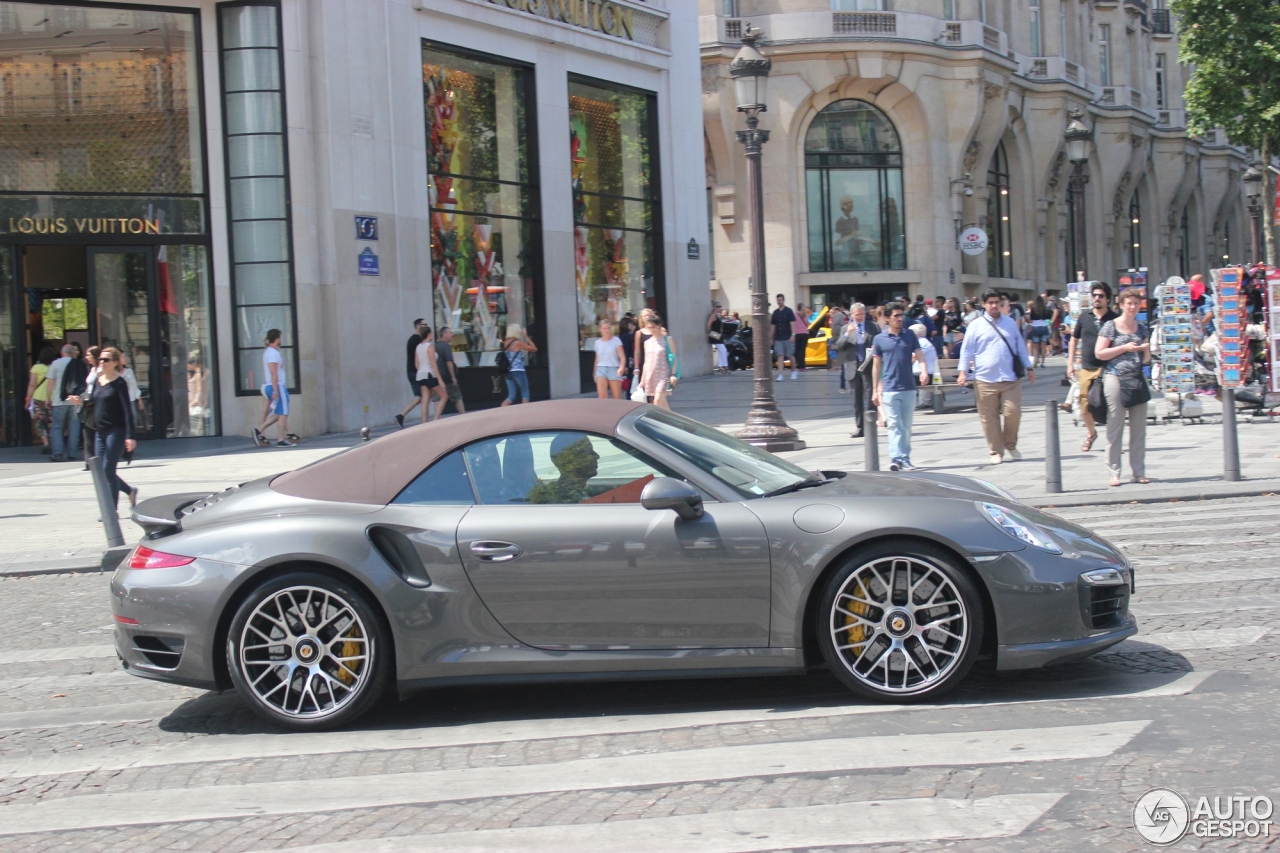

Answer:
[295,639,320,663]
[886,610,912,637]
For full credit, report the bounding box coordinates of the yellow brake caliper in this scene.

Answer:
[843,577,872,654]
[335,626,364,686]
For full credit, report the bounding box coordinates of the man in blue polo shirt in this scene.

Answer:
[872,302,928,471]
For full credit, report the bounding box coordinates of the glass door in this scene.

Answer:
[0,247,25,448]
[88,247,157,440]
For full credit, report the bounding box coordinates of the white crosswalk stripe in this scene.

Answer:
[0,671,1208,780]
[242,793,1069,853]
[1123,626,1270,651]
[0,721,1148,836]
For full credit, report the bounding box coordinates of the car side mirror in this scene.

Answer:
[640,477,704,521]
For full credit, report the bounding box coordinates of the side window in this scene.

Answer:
[463,431,676,505]
[392,450,475,505]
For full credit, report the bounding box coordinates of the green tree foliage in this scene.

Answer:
[1171,0,1280,263]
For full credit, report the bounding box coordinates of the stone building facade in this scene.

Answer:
[700,0,1253,312]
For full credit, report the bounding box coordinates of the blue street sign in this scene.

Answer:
[358,247,379,276]
[355,216,378,241]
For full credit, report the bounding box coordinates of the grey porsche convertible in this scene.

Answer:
[113,400,1136,730]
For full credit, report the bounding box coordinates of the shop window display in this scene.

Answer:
[804,100,905,272]
[423,44,539,368]
[568,78,661,378]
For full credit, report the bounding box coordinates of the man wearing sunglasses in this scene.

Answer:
[1067,282,1117,452]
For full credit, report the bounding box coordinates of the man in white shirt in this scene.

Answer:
[45,344,81,462]
[958,288,1035,464]
[908,323,938,409]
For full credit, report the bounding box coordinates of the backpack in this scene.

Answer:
[60,358,88,402]
[494,342,512,374]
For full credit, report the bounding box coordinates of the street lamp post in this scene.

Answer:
[1064,109,1093,281]
[729,25,804,452]
[1244,165,1263,265]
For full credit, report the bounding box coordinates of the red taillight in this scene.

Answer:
[129,546,196,570]
[114,614,139,625]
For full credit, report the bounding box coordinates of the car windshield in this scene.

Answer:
[633,409,815,499]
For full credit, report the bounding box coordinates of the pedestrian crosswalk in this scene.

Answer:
[0,721,1151,836]
[244,794,1070,853]
[0,497,1272,852]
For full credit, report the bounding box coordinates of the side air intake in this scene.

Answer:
[368,526,432,588]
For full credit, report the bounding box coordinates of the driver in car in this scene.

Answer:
[527,433,599,504]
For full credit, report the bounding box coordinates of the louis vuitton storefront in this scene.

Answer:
[0,0,706,446]
[0,2,215,446]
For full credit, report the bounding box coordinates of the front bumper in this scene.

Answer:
[997,614,1138,670]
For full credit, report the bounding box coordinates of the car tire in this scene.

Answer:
[227,571,390,730]
[816,538,984,703]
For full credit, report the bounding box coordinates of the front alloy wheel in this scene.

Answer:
[227,572,389,729]
[818,540,983,701]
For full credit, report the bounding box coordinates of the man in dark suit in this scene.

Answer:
[837,302,880,438]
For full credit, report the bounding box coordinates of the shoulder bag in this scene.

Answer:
[1119,373,1152,408]
[985,315,1026,379]
[1086,375,1108,425]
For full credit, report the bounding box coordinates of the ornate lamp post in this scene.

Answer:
[1243,165,1263,265]
[1064,109,1093,281]
[729,25,803,451]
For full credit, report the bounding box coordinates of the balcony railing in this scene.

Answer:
[833,12,896,35]
[1152,8,1172,33]
[699,12,1008,54]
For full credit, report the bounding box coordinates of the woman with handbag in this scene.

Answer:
[69,346,138,508]
[1095,287,1152,486]
[639,314,674,409]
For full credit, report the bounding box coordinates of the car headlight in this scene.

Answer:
[971,478,1019,503]
[978,502,1063,554]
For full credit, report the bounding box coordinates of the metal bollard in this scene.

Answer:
[1223,387,1241,482]
[1044,400,1062,494]
[360,426,371,442]
[87,455,125,548]
[864,416,880,472]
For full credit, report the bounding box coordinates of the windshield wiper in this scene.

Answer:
[762,477,828,498]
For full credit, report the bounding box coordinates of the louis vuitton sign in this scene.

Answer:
[473,0,660,46]
[5,216,162,235]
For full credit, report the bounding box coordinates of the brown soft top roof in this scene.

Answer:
[272,399,643,505]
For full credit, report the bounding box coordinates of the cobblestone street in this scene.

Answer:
[0,384,1277,850]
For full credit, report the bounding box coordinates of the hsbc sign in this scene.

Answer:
[959,226,989,256]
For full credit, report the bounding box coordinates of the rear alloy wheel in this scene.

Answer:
[227,572,390,730]
[817,540,984,701]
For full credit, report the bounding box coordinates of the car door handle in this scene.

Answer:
[469,541,523,562]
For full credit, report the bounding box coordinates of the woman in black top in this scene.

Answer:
[71,346,137,508]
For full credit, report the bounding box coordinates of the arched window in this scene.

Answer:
[986,143,1012,278]
[805,100,905,272]
[1128,194,1142,269]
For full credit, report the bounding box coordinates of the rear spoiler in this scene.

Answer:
[131,492,215,537]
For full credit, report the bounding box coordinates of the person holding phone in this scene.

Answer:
[1095,287,1152,486]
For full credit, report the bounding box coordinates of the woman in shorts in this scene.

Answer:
[414,325,446,422]
[592,321,626,399]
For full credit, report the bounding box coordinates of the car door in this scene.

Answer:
[455,430,771,650]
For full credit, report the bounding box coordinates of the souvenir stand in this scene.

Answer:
[1212,267,1246,389]
[1157,275,1202,422]
[1269,268,1280,396]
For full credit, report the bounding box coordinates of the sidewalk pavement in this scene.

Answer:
[1,354,1275,576]
[667,358,1280,509]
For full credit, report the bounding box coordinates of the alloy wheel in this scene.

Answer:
[237,585,370,720]
[829,555,969,694]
